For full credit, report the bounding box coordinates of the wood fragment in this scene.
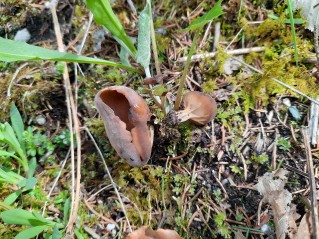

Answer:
[178,47,266,62]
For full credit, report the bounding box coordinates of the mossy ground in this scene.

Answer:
[0,0,318,238]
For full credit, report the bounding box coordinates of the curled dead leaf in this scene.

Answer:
[95,86,153,167]
[176,91,217,125]
[254,169,299,239]
[126,226,183,239]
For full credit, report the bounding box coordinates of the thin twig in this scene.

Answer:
[50,1,82,233]
[83,126,132,232]
[42,149,70,215]
[301,127,319,238]
[199,21,213,49]
[178,46,265,62]
[7,63,28,97]
[84,198,119,228]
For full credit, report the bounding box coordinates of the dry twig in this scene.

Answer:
[301,127,319,238]
[50,1,82,233]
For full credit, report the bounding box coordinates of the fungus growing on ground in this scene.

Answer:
[95,86,153,167]
[176,91,217,125]
[126,226,182,239]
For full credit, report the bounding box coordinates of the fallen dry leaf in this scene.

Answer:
[254,169,299,239]
[126,226,183,239]
[95,86,153,167]
[296,212,312,239]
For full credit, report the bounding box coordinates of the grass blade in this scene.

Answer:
[0,38,137,72]
[15,225,49,239]
[10,104,25,153]
[0,209,53,226]
[187,0,224,31]
[85,0,137,56]
[287,0,298,65]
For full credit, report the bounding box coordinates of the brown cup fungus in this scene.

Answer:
[176,91,217,125]
[95,86,153,167]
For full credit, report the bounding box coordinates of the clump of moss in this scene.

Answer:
[202,80,218,93]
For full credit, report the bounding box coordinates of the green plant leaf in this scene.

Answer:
[187,0,224,31]
[0,167,24,184]
[4,189,23,205]
[74,228,85,239]
[0,38,137,72]
[0,149,19,159]
[1,209,54,227]
[15,225,49,239]
[152,85,167,96]
[52,224,62,239]
[85,0,137,56]
[27,157,37,178]
[120,46,131,66]
[63,198,71,225]
[10,104,25,153]
[0,123,28,171]
[137,1,151,70]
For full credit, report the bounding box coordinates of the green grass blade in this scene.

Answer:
[10,104,25,153]
[0,209,52,226]
[0,38,137,72]
[137,1,151,70]
[187,0,224,31]
[15,225,49,239]
[85,0,137,56]
[287,0,298,65]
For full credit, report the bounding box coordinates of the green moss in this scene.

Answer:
[155,34,170,55]
[215,45,231,74]
[202,80,218,93]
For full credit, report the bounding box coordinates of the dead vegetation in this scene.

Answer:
[0,0,319,239]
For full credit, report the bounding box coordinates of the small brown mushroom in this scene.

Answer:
[126,226,182,239]
[176,91,217,125]
[94,86,153,167]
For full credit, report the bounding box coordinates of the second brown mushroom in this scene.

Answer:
[176,91,217,125]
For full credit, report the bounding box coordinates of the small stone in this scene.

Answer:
[14,28,31,42]
[35,115,46,125]
[106,223,116,232]
[111,229,117,237]
[44,0,57,9]
[260,224,274,236]
[282,98,291,107]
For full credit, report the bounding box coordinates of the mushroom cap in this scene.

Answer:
[95,86,152,167]
[181,91,217,125]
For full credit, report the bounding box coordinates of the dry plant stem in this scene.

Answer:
[314,26,319,63]
[232,57,319,106]
[178,46,265,62]
[309,100,319,146]
[7,63,28,97]
[83,127,132,232]
[83,198,119,228]
[74,13,93,105]
[50,2,82,233]
[212,22,220,51]
[239,153,248,180]
[42,149,70,216]
[199,21,213,49]
[225,28,243,51]
[127,0,137,14]
[301,127,319,238]
[174,30,200,110]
